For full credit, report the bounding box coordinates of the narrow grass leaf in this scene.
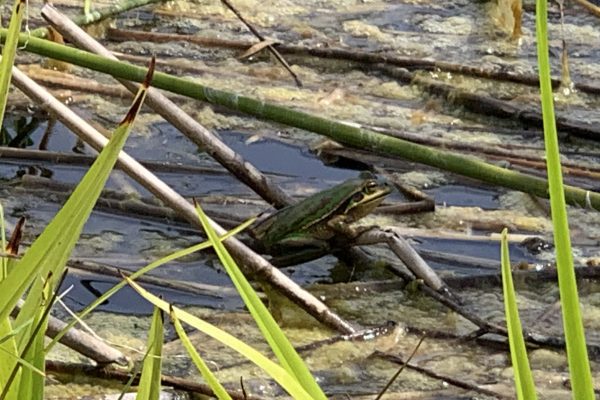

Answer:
[194,202,326,399]
[45,217,254,354]
[501,229,537,400]
[0,319,32,346]
[0,58,155,326]
[0,207,17,399]
[170,306,232,400]
[0,318,19,400]
[0,0,26,130]
[135,306,163,400]
[535,0,594,397]
[1,204,8,278]
[126,278,313,400]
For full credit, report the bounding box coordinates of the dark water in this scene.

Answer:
[1,119,553,315]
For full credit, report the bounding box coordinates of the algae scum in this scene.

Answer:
[3,0,600,398]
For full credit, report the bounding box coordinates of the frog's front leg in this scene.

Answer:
[326,215,376,239]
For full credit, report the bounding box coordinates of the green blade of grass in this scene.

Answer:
[44,217,254,354]
[193,202,327,400]
[15,289,48,400]
[126,277,313,400]
[535,0,594,397]
[0,58,154,325]
[0,207,18,399]
[1,272,63,400]
[0,0,26,131]
[0,346,45,378]
[1,204,8,277]
[169,306,232,400]
[0,318,19,400]
[135,307,164,400]
[500,229,537,400]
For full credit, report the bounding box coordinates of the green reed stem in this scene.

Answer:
[535,0,594,398]
[4,32,600,210]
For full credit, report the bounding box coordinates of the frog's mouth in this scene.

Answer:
[344,186,391,219]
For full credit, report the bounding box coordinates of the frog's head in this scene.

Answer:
[343,173,391,221]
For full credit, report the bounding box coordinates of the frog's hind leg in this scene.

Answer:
[269,237,331,267]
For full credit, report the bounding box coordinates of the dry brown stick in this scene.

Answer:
[46,360,261,400]
[373,351,511,399]
[219,0,302,87]
[485,153,600,180]
[368,125,600,173]
[16,174,209,227]
[68,259,238,299]
[11,65,355,335]
[572,0,600,17]
[353,228,446,292]
[43,4,293,210]
[417,249,500,270]
[22,65,132,98]
[5,145,289,179]
[376,169,436,214]
[0,146,230,175]
[341,269,600,359]
[378,65,600,141]
[13,300,129,366]
[106,27,600,96]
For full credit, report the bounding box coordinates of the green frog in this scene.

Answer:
[250,172,391,265]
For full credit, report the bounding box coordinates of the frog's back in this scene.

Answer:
[252,179,360,242]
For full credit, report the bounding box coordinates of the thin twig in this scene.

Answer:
[219,0,302,87]
[375,335,426,400]
[373,351,511,399]
[68,259,237,299]
[46,361,261,400]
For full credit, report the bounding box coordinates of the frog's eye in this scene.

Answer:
[364,180,378,194]
[351,192,364,203]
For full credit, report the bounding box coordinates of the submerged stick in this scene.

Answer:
[107,27,600,96]
[46,361,259,400]
[9,32,600,210]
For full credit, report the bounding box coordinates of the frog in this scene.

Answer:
[249,172,391,265]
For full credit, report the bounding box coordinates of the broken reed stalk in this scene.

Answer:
[8,32,599,211]
[42,4,293,209]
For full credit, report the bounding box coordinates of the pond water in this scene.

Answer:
[4,0,600,398]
